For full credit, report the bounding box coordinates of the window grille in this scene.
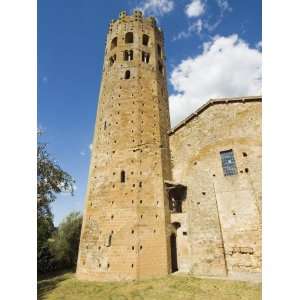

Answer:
[220,149,237,176]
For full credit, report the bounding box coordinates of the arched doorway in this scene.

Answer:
[170,233,178,272]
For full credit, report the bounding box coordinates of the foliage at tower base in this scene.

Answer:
[37,138,81,273]
[49,212,83,271]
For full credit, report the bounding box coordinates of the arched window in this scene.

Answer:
[111,37,117,50]
[124,50,133,61]
[124,70,130,79]
[142,34,149,46]
[142,51,150,63]
[121,170,125,183]
[125,32,134,43]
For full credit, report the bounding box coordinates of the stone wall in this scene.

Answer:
[169,97,262,277]
[76,10,173,282]
[75,9,262,283]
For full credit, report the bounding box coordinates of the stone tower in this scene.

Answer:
[76,10,172,281]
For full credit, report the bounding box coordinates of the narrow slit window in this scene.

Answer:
[121,170,125,183]
[125,32,134,43]
[142,34,149,46]
[125,70,131,79]
[111,37,117,50]
[157,44,162,57]
[158,62,163,74]
[220,150,237,176]
[142,51,150,63]
[104,121,107,130]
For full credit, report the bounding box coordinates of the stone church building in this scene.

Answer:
[76,10,261,282]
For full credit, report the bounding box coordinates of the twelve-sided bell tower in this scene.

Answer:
[76,10,172,281]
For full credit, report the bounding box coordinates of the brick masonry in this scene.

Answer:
[76,10,172,282]
[76,10,262,282]
[169,97,262,277]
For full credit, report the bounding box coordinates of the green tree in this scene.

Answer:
[37,137,75,273]
[37,142,74,219]
[50,212,83,270]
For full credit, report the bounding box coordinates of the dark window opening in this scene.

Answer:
[183,231,187,236]
[142,34,149,46]
[220,149,237,176]
[104,121,107,130]
[243,152,248,157]
[121,170,125,182]
[125,70,131,79]
[170,233,178,272]
[111,37,117,50]
[166,183,187,214]
[142,51,150,63]
[109,54,116,66]
[125,32,134,43]
[124,50,133,61]
[107,233,112,246]
[158,62,163,74]
[157,44,162,57]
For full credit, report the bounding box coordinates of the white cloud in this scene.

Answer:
[136,0,174,17]
[169,34,262,126]
[216,0,232,13]
[203,0,232,32]
[173,19,202,40]
[256,41,262,50]
[185,0,205,18]
[174,0,204,40]
[89,143,93,151]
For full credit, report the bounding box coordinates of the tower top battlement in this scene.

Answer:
[108,10,161,35]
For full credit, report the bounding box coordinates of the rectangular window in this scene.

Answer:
[220,149,237,176]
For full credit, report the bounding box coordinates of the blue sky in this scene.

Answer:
[38,0,261,225]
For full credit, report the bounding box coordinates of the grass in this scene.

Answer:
[38,271,261,300]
